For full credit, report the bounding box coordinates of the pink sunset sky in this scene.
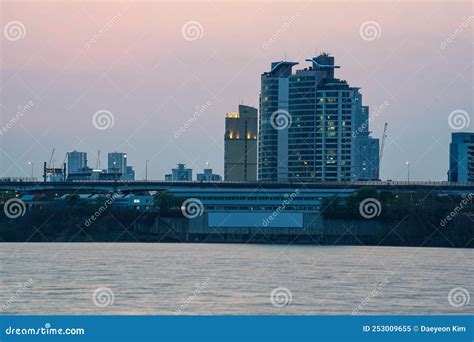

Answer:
[1,1,472,180]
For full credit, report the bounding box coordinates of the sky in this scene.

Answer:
[0,0,473,181]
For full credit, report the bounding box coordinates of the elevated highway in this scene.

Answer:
[0,180,473,195]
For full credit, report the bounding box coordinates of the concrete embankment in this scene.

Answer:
[133,214,472,247]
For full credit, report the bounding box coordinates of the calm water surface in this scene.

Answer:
[0,243,472,315]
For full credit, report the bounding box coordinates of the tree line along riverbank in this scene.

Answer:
[0,189,472,247]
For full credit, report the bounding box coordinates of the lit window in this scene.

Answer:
[226,112,239,119]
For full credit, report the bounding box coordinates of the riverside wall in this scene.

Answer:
[133,213,472,247]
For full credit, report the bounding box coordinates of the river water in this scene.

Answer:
[0,243,472,315]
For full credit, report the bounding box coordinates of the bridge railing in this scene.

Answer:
[0,177,38,182]
[0,179,473,188]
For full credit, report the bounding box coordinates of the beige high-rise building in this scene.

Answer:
[224,105,258,181]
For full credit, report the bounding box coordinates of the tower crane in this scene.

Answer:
[378,123,388,179]
[62,152,68,166]
[43,148,65,182]
[48,148,55,168]
[96,150,101,170]
[62,152,68,174]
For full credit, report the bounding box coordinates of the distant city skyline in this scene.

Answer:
[1,1,472,181]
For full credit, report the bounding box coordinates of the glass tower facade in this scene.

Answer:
[108,152,127,175]
[259,61,297,181]
[258,54,379,182]
[67,151,87,175]
[448,132,474,183]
